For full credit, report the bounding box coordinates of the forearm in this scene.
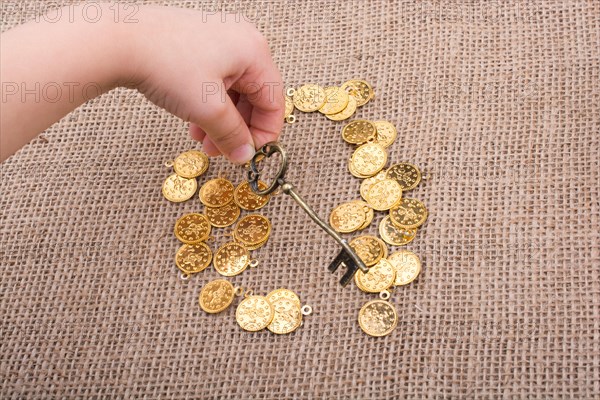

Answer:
[0,4,135,161]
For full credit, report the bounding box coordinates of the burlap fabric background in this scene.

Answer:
[1,1,599,398]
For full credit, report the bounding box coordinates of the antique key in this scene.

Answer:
[246,142,369,286]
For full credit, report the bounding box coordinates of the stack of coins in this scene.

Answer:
[285,79,374,123]
[326,118,428,337]
[162,150,209,202]
[165,151,273,279]
[198,280,312,335]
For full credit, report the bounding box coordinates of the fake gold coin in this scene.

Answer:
[329,201,369,233]
[354,259,396,293]
[292,84,327,112]
[373,121,397,148]
[319,86,350,115]
[348,159,371,178]
[350,143,387,177]
[213,242,251,276]
[162,174,197,203]
[356,201,374,230]
[284,95,294,118]
[378,216,417,246]
[341,79,374,106]
[267,288,301,307]
[387,250,422,286]
[236,295,274,332]
[375,237,389,259]
[198,279,235,313]
[386,163,422,191]
[204,202,241,228]
[173,150,209,178]
[349,235,385,267]
[360,171,387,201]
[325,95,357,121]
[267,297,302,335]
[365,179,403,211]
[389,198,428,229]
[234,181,270,210]
[175,242,212,275]
[341,119,377,145]
[234,214,271,246]
[358,299,398,337]
[199,178,235,207]
[174,213,211,244]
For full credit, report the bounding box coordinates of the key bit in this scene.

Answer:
[246,142,369,287]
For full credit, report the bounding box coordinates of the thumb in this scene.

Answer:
[191,82,255,164]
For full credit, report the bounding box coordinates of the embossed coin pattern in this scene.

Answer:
[358,299,398,337]
[326,95,358,121]
[199,178,235,207]
[387,250,422,286]
[360,171,387,202]
[267,297,303,335]
[199,279,235,313]
[378,216,417,246]
[175,242,213,275]
[174,213,211,244]
[319,86,350,115]
[173,150,209,179]
[389,197,428,229]
[236,295,274,332]
[365,179,403,211]
[234,181,270,211]
[349,235,385,267]
[386,163,422,191]
[204,202,241,228]
[342,119,377,145]
[213,242,251,277]
[341,79,375,106]
[373,121,397,148]
[329,201,369,233]
[354,258,396,293]
[350,143,387,177]
[292,84,327,112]
[162,173,197,203]
[234,214,271,246]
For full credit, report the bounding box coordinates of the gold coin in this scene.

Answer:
[199,178,235,207]
[386,163,422,191]
[389,198,428,229]
[174,213,211,244]
[204,202,241,228]
[354,259,396,293]
[241,235,269,251]
[175,242,212,274]
[236,295,274,332]
[378,216,417,246]
[373,121,397,148]
[325,95,357,121]
[341,79,374,106]
[329,201,369,233]
[365,179,403,211]
[162,173,197,203]
[341,119,377,145]
[198,279,235,313]
[353,201,374,230]
[360,171,387,201]
[234,181,270,211]
[348,159,371,178]
[284,95,295,118]
[234,214,271,246]
[292,84,327,112]
[350,143,387,177]
[349,235,385,267]
[213,241,251,276]
[375,237,389,259]
[266,288,301,306]
[173,150,209,178]
[319,86,350,115]
[358,299,398,337]
[267,297,302,335]
[387,250,422,286]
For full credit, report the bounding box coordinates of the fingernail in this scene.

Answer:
[228,144,255,164]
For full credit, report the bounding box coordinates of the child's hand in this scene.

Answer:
[0,4,284,164]
[127,7,284,164]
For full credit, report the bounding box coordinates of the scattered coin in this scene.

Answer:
[342,120,377,145]
[175,242,213,275]
[349,235,385,267]
[354,258,396,293]
[358,299,398,337]
[236,295,274,332]
[292,84,327,112]
[162,173,197,203]
[387,250,422,286]
[365,179,403,211]
[204,202,241,228]
[174,213,211,244]
[386,163,422,191]
[329,201,369,233]
[325,95,358,121]
[389,198,428,229]
[234,214,271,247]
[373,121,397,148]
[350,142,387,177]
[378,216,417,246]
[213,242,251,277]
[173,150,209,178]
[199,279,236,313]
[319,86,350,115]
[234,181,270,210]
[341,79,375,106]
[199,178,235,207]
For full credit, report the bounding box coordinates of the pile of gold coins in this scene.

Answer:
[327,117,428,337]
[199,281,312,334]
[284,79,374,123]
[162,150,312,335]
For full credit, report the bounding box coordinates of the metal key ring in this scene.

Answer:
[247,142,288,196]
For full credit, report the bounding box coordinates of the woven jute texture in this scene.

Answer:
[2,1,599,398]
